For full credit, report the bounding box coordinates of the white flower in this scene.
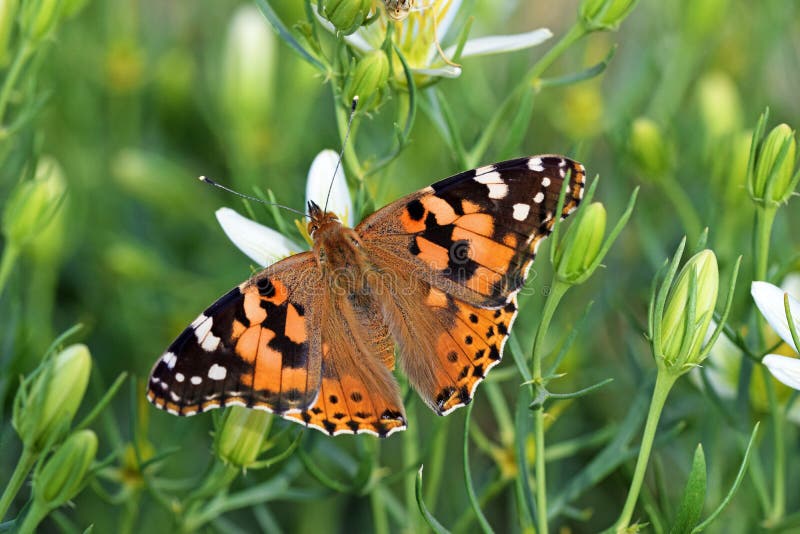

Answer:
[752,280,800,390]
[316,0,552,80]
[752,281,800,353]
[762,355,800,390]
[215,150,353,267]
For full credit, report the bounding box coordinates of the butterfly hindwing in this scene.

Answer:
[147,252,323,416]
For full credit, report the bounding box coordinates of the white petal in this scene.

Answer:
[436,0,462,41]
[763,354,800,390]
[690,320,740,399]
[215,208,301,267]
[305,149,353,226]
[751,281,800,351]
[446,28,553,58]
[412,65,462,78]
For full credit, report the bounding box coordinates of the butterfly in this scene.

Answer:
[147,155,585,437]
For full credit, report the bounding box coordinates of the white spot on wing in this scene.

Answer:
[542,177,551,187]
[473,171,502,184]
[528,157,544,172]
[194,315,212,340]
[175,373,185,383]
[170,391,180,402]
[191,314,207,329]
[208,364,227,380]
[201,334,221,352]
[534,192,545,204]
[475,164,495,175]
[512,203,530,221]
[487,183,508,199]
[162,352,177,369]
[191,376,202,385]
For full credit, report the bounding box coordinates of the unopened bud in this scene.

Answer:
[323,0,372,35]
[215,407,271,469]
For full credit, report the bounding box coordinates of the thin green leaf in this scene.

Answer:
[76,372,128,431]
[538,45,617,88]
[253,0,326,71]
[691,422,760,533]
[415,466,451,534]
[669,445,707,534]
[463,403,494,534]
[547,377,614,401]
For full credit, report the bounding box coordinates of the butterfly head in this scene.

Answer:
[384,0,413,20]
[307,200,342,238]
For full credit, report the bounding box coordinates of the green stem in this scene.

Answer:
[763,372,785,523]
[614,370,677,532]
[17,501,47,534]
[753,205,785,522]
[467,23,586,167]
[531,281,569,534]
[403,398,420,533]
[0,446,36,520]
[0,41,32,123]
[0,242,20,299]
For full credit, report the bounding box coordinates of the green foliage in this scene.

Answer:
[1,0,800,532]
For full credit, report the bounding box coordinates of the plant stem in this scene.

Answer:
[530,280,569,534]
[0,242,20,299]
[0,446,36,520]
[0,42,32,123]
[658,174,702,244]
[753,205,785,522]
[17,501,47,534]
[614,370,677,532]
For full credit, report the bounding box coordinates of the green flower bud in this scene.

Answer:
[696,71,742,142]
[629,117,671,178]
[323,0,372,35]
[19,0,63,45]
[658,250,719,371]
[579,0,638,30]
[750,123,797,204]
[222,5,276,125]
[13,344,92,452]
[2,158,66,250]
[215,407,271,469]
[554,202,607,284]
[32,430,97,508]
[345,50,389,109]
[0,0,18,65]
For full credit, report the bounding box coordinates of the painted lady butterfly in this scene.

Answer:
[147,156,585,437]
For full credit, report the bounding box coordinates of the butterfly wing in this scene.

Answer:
[283,290,407,437]
[357,155,585,413]
[147,252,324,417]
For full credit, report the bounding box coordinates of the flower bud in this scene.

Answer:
[323,0,372,35]
[13,344,92,451]
[345,51,389,109]
[629,117,671,178]
[696,71,742,142]
[2,157,66,249]
[32,430,97,508]
[0,0,19,66]
[658,250,719,371]
[19,0,63,45]
[579,0,638,30]
[222,5,275,124]
[750,123,797,204]
[554,202,607,284]
[215,407,271,469]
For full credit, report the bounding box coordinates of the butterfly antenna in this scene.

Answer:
[199,176,310,219]
[323,96,359,214]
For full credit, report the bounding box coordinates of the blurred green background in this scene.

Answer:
[2,0,800,532]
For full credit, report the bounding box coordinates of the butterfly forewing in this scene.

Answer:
[147,252,323,416]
